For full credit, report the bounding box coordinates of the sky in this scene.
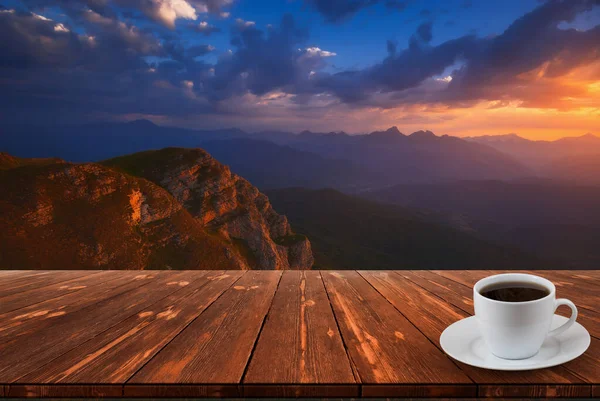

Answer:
[0,0,599,139]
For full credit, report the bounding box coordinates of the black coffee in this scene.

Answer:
[479,282,550,302]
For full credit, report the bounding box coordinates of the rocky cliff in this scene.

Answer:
[104,148,313,270]
[0,149,313,270]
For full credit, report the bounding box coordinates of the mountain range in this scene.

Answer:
[2,121,599,270]
[467,133,600,184]
[3,121,598,190]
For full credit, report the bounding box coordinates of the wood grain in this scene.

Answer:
[4,384,122,398]
[0,270,118,314]
[123,384,241,398]
[0,270,597,399]
[362,384,476,398]
[0,271,51,284]
[129,270,282,384]
[0,270,96,298]
[19,271,243,383]
[360,270,468,345]
[478,384,592,398]
[244,270,355,384]
[0,271,159,341]
[243,384,359,397]
[0,271,196,382]
[401,270,475,313]
[320,270,472,385]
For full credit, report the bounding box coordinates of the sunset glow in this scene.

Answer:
[0,0,598,139]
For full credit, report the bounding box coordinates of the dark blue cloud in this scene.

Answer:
[305,0,378,22]
[314,0,600,107]
[0,0,598,126]
[416,21,433,43]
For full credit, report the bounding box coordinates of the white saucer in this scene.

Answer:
[440,315,590,371]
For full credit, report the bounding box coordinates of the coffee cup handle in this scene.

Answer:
[549,298,578,336]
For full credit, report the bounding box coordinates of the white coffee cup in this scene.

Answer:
[474,273,578,360]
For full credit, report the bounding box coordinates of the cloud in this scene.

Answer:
[303,47,337,57]
[144,0,198,28]
[442,0,600,109]
[305,0,410,22]
[20,0,234,28]
[416,21,433,43]
[304,0,378,22]
[193,20,220,35]
[205,14,312,98]
[119,0,235,27]
[187,43,215,56]
[312,0,600,110]
[0,0,598,130]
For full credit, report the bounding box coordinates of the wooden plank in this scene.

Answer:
[244,271,355,387]
[532,270,600,285]
[4,384,122,398]
[593,384,600,397]
[359,271,469,345]
[524,270,600,312]
[320,271,472,393]
[129,270,282,384]
[561,339,600,384]
[0,271,44,283]
[243,384,359,398]
[478,384,592,398]
[362,384,476,398]
[0,270,118,314]
[401,270,475,314]
[0,271,199,382]
[19,271,243,383]
[124,384,241,398]
[0,271,159,341]
[0,271,55,284]
[0,270,97,298]
[432,270,490,287]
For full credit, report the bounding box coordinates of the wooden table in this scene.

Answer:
[0,270,598,398]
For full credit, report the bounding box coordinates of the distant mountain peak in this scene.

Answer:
[364,126,405,142]
[326,131,348,136]
[466,133,530,144]
[385,126,402,135]
[409,130,436,139]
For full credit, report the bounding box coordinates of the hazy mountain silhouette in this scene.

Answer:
[1,122,531,188]
[198,139,384,190]
[365,179,600,267]
[544,153,600,186]
[261,127,531,183]
[467,133,600,177]
[266,187,549,270]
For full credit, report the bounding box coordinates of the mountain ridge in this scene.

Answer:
[0,148,313,270]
